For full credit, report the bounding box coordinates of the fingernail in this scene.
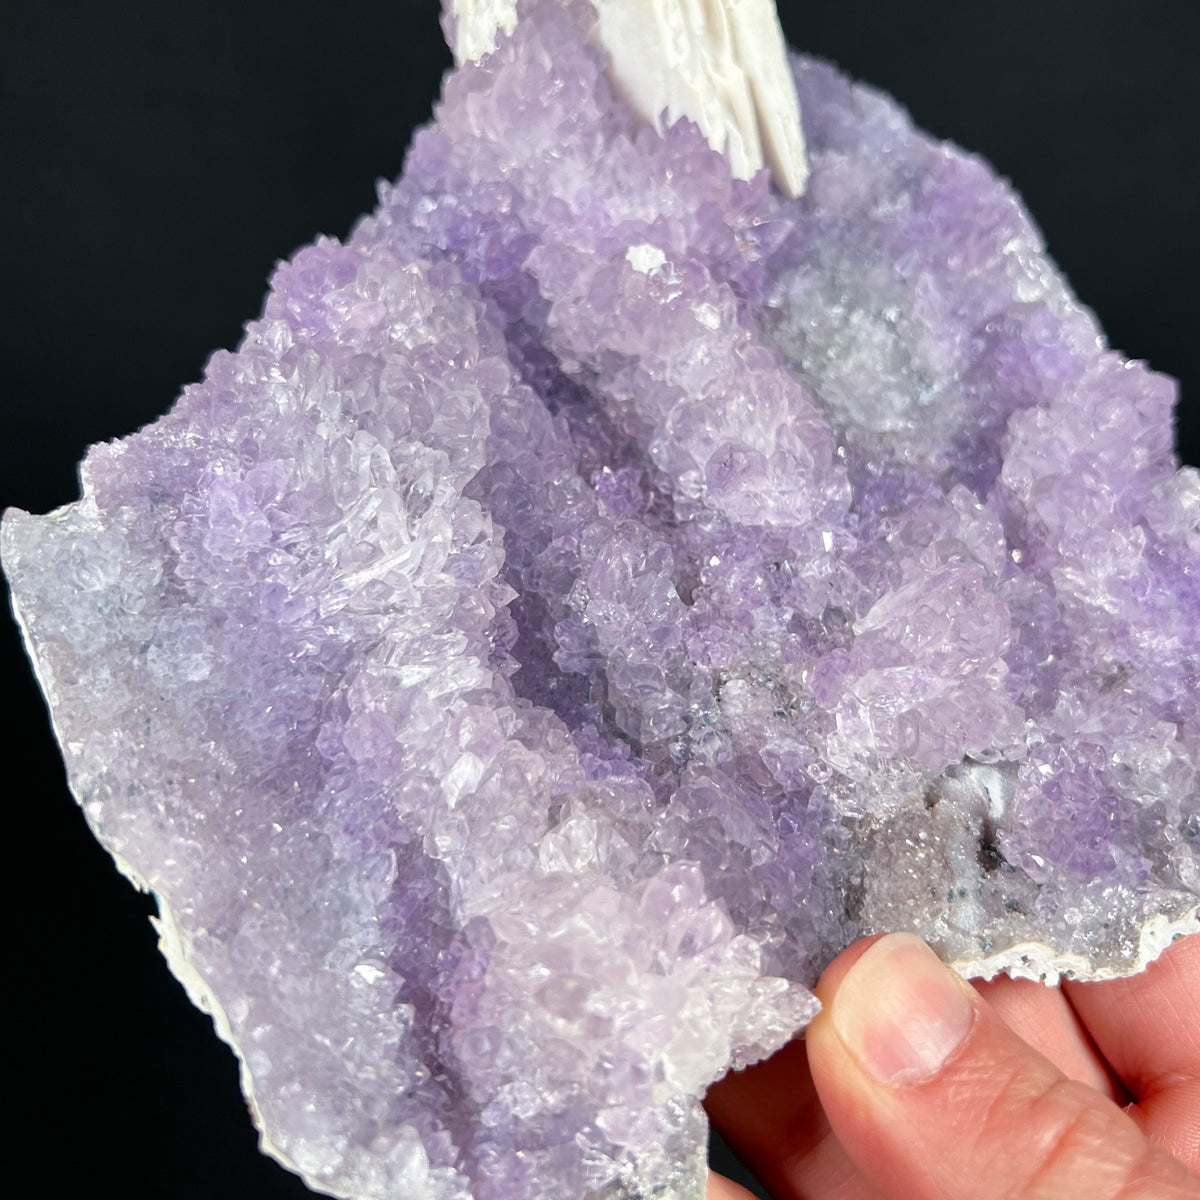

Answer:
[831,933,976,1087]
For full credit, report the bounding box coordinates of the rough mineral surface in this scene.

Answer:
[3,2,1198,1198]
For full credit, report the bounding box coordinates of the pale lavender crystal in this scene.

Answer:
[3,1,1197,1198]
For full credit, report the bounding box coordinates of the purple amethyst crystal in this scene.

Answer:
[3,1,1196,1198]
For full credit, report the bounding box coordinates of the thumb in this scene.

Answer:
[805,933,1200,1199]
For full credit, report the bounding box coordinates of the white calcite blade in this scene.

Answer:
[447,0,809,195]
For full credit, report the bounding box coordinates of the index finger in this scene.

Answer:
[1064,932,1200,1169]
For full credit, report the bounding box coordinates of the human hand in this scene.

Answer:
[706,931,1200,1198]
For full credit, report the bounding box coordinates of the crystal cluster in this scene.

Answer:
[3,1,1197,1198]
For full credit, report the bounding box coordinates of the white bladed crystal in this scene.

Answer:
[448,0,809,196]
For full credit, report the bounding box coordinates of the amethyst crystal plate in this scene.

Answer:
[4,2,1196,1198]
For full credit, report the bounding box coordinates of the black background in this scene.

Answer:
[3,2,1196,1196]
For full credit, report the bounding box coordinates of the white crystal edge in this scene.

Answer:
[149,900,290,1187]
[5,527,382,1200]
[151,895,399,1200]
[950,905,1200,986]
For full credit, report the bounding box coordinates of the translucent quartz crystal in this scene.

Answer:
[3,1,1197,1198]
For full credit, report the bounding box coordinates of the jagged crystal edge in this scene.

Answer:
[11,567,353,1192]
[950,907,1200,986]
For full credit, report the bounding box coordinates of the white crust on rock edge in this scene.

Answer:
[7,551,413,1200]
[448,0,809,197]
[148,897,290,1189]
[153,889,421,1200]
[950,906,1200,986]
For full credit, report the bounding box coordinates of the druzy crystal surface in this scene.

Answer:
[4,2,1198,1198]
